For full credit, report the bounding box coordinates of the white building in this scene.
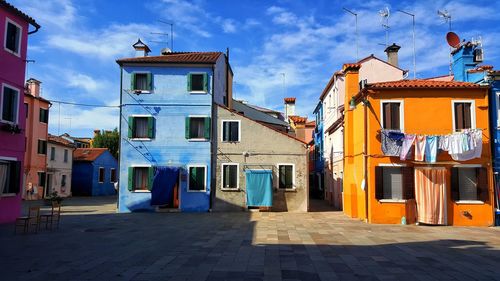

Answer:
[46,134,75,197]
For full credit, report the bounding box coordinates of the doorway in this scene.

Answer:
[151,167,180,210]
[45,173,53,198]
[414,167,447,225]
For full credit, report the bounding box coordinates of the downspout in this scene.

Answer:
[363,93,369,223]
[117,66,123,209]
[210,64,215,211]
[27,23,40,35]
[226,48,229,108]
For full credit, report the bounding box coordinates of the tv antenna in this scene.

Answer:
[398,9,416,78]
[150,32,169,49]
[158,20,174,51]
[379,7,390,48]
[343,7,358,61]
[438,9,452,74]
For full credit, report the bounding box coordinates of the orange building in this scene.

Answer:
[288,115,315,144]
[343,64,495,226]
[24,78,50,199]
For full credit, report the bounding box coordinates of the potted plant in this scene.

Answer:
[45,191,63,206]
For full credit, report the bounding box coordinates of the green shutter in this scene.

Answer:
[185,117,191,139]
[147,167,154,191]
[130,73,136,90]
[147,117,155,139]
[204,117,211,139]
[128,116,134,138]
[203,73,208,92]
[187,73,192,91]
[146,73,152,91]
[128,167,134,191]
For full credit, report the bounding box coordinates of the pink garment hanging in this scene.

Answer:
[400,134,416,160]
[414,135,426,161]
[414,168,447,225]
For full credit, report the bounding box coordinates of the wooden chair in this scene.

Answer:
[15,206,40,234]
[39,202,61,231]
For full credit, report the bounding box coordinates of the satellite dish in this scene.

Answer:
[446,31,460,48]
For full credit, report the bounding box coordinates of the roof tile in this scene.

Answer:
[73,148,108,162]
[368,79,485,89]
[116,52,222,65]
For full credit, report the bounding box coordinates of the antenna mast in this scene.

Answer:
[158,20,174,51]
[343,8,358,61]
[398,10,416,79]
[438,9,452,75]
[379,7,390,48]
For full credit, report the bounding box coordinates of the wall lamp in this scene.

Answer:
[349,97,370,110]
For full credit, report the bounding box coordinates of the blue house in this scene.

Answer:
[116,40,231,212]
[72,148,118,196]
[311,101,324,198]
[451,39,500,223]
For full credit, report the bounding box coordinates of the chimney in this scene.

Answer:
[342,64,361,110]
[451,41,482,82]
[26,78,41,97]
[284,97,296,121]
[384,43,401,67]
[132,38,151,57]
[93,129,101,138]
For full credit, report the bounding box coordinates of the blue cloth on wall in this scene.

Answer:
[245,170,273,207]
[151,166,179,206]
[425,136,438,163]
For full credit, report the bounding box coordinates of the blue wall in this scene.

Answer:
[71,150,118,196]
[313,101,324,172]
[118,65,216,213]
[71,162,92,196]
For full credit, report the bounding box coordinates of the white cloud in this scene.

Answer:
[13,0,78,30]
[221,19,237,33]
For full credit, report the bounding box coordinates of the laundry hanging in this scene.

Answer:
[151,166,179,206]
[414,135,426,161]
[400,134,415,160]
[425,136,438,163]
[381,130,404,157]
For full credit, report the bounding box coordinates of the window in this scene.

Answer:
[1,85,19,123]
[0,160,21,195]
[64,149,68,163]
[39,108,49,123]
[451,167,488,202]
[131,73,152,92]
[128,116,155,139]
[188,73,208,92]
[222,120,240,142]
[50,147,55,161]
[98,167,105,183]
[381,101,403,131]
[185,117,210,140]
[37,140,47,155]
[110,168,117,183]
[24,103,28,118]
[128,167,153,191]
[61,175,66,187]
[278,164,294,189]
[188,166,206,191]
[222,164,238,190]
[4,19,21,55]
[37,172,46,188]
[453,101,474,131]
[375,166,414,200]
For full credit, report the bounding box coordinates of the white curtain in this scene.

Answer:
[135,118,148,138]
[415,168,447,225]
[0,162,8,194]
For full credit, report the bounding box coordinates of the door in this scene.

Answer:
[45,174,53,198]
[151,166,180,208]
[245,169,273,207]
[414,167,447,225]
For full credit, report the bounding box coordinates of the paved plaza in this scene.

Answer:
[0,197,499,281]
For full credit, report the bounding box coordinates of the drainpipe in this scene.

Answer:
[117,66,123,209]
[363,94,369,223]
[28,23,41,35]
[210,65,215,211]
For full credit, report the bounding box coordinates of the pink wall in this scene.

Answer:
[0,8,31,223]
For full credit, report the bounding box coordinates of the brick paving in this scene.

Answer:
[0,198,499,281]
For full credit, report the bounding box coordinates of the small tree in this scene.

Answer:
[93,128,119,159]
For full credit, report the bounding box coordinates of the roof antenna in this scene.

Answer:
[150,32,169,52]
[438,9,452,75]
[379,7,390,48]
[398,10,416,79]
[343,8,358,61]
[158,20,174,51]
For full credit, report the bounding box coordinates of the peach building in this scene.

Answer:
[24,78,50,199]
[343,63,494,226]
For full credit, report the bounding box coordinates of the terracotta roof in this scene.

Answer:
[367,79,486,89]
[468,65,494,73]
[284,97,296,103]
[289,115,307,124]
[306,121,316,127]
[73,148,108,162]
[48,134,75,148]
[342,63,361,71]
[0,0,40,29]
[116,52,222,65]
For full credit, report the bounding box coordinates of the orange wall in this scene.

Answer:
[362,88,494,226]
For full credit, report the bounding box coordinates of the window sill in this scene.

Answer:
[132,90,152,94]
[379,199,406,203]
[187,189,207,193]
[189,91,208,94]
[188,139,209,142]
[0,193,17,197]
[130,138,153,141]
[455,200,484,205]
[221,188,240,192]
[222,141,240,143]
[0,120,18,125]
[4,47,20,57]
[276,188,297,192]
[131,190,151,193]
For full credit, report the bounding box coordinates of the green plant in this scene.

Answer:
[46,191,63,204]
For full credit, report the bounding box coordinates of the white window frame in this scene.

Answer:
[187,165,207,192]
[131,71,152,94]
[221,120,241,142]
[380,100,404,132]
[98,167,105,183]
[129,164,152,193]
[0,156,17,197]
[0,83,20,124]
[4,17,22,57]
[496,91,500,128]
[110,168,116,183]
[276,163,295,190]
[187,115,210,142]
[188,72,208,94]
[129,114,154,141]
[221,163,239,190]
[451,100,476,132]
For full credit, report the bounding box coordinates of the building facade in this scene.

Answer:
[72,148,118,196]
[116,42,232,212]
[46,134,75,197]
[214,105,309,212]
[343,63,494,226]
[24,78,50,199]
[0,1,39,223]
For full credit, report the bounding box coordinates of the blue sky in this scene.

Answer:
[10,0,500,137]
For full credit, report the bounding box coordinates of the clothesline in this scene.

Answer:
[377,128,487,136]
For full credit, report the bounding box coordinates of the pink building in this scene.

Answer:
[0,1,39,223]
